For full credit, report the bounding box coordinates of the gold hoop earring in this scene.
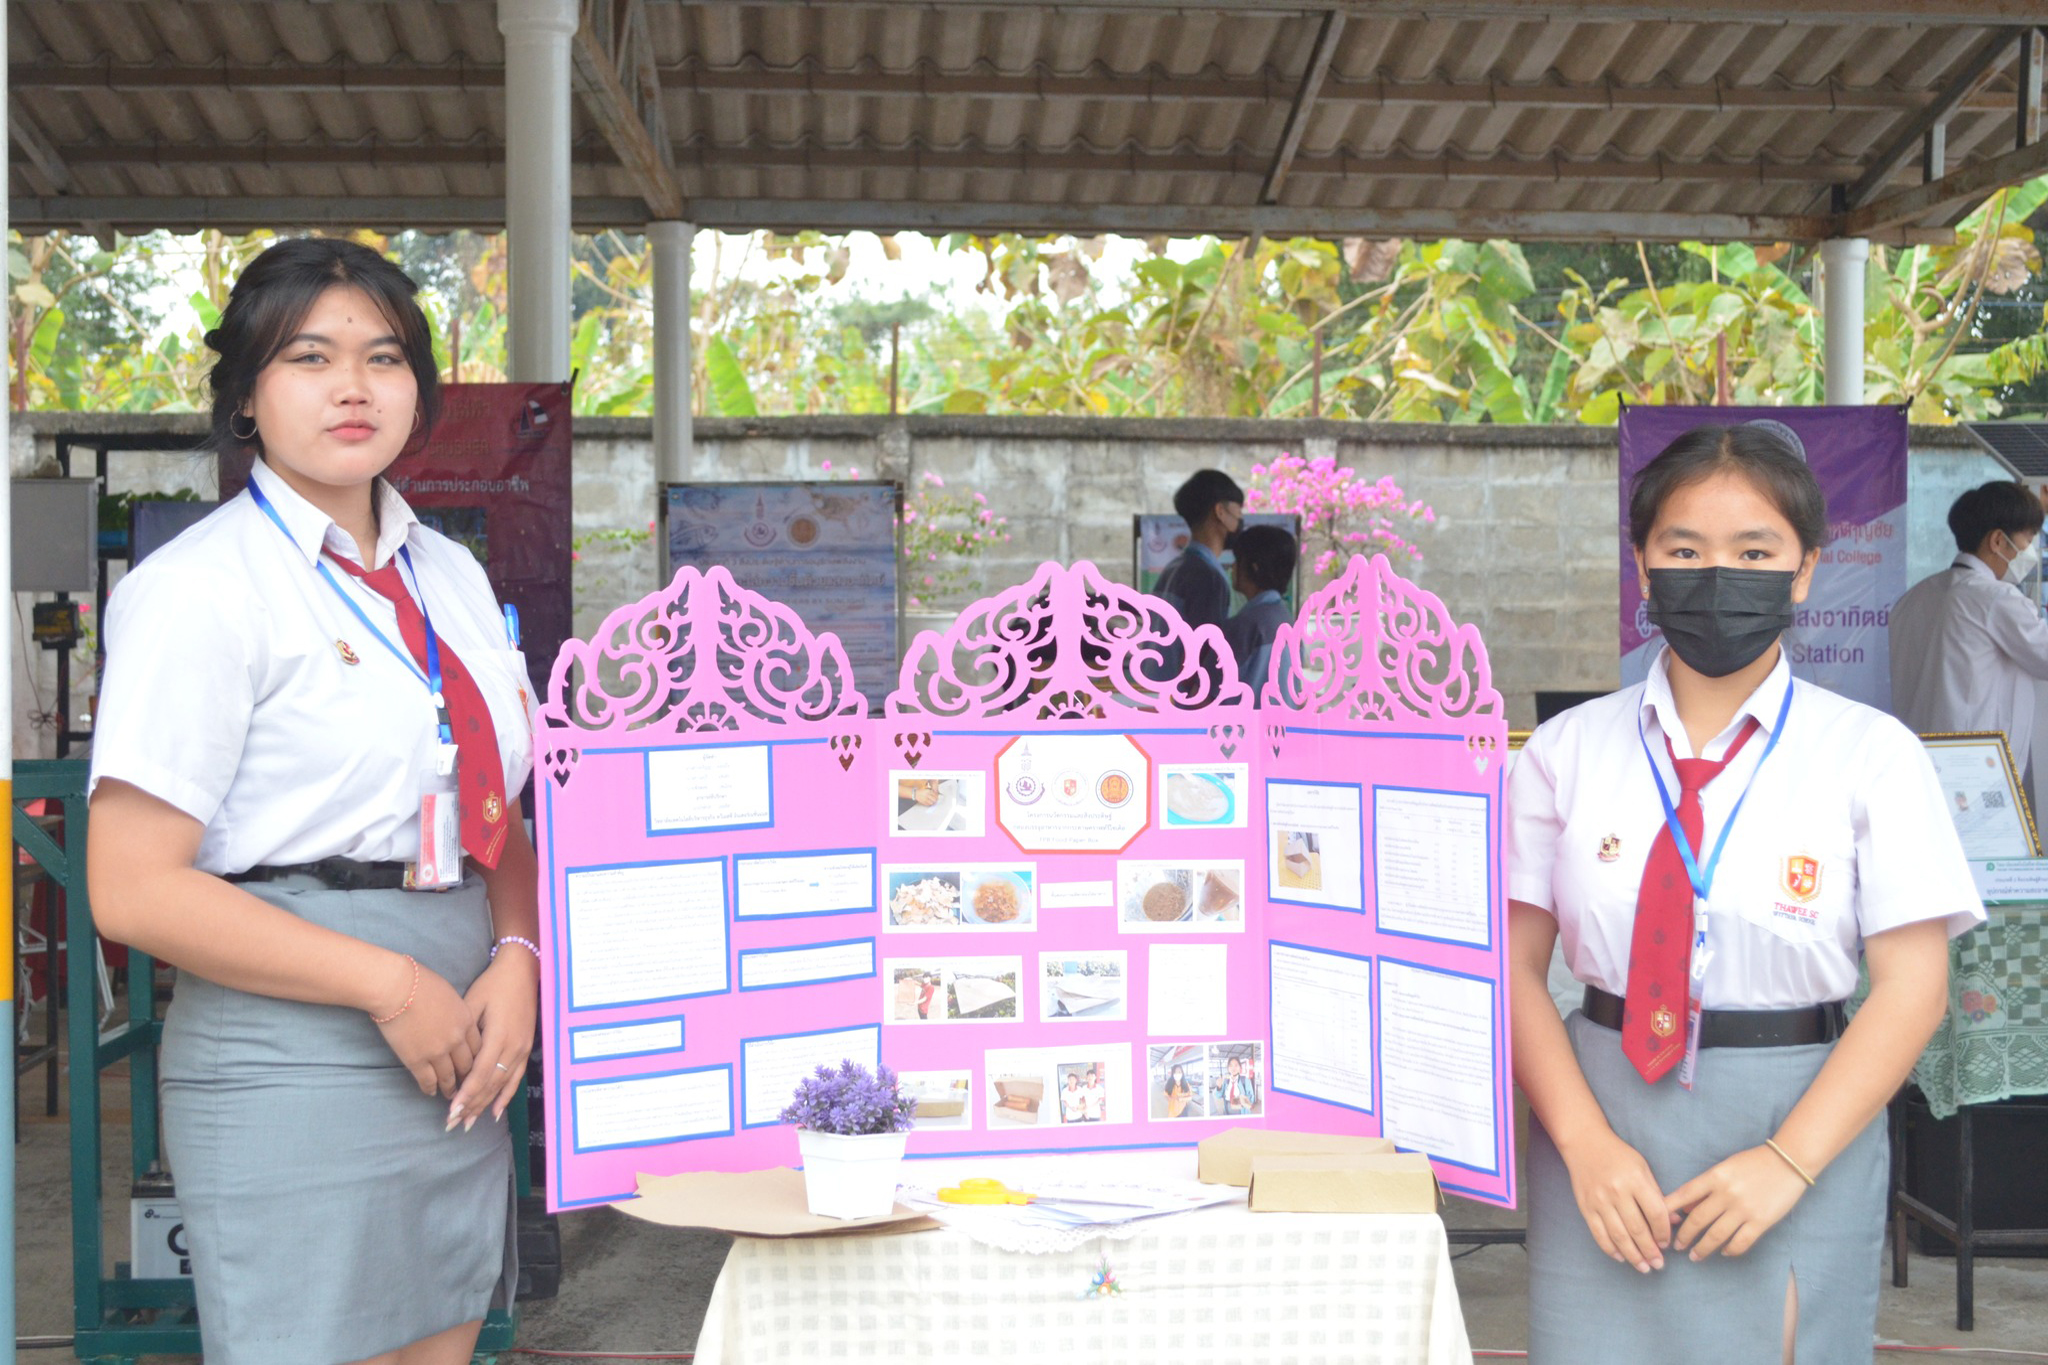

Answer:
[229,412,258,442]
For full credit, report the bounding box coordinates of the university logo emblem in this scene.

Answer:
[1650,1006,1678,1039]
[483,792,503,824]
[1782,854,1822,903]
[1598,834,1622,862]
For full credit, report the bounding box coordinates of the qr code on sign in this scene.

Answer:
[1983,789,2008,810]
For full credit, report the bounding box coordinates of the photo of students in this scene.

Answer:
[1209,1043,1263,1117]
[1059,1071,1087,1124]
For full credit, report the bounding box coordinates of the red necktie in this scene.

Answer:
[1623,717,1759,1084]
[325,551,509,869]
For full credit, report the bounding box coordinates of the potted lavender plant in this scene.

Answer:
[781,1060,918,1219]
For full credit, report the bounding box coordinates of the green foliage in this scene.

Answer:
[12,179,2048,426]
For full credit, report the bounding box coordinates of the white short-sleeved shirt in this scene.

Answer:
[1890,553,2048,777]
[90,458,536,875]
[1508,647,1983,1010]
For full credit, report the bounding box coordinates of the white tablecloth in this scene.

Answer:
[693,1156,1473,1365]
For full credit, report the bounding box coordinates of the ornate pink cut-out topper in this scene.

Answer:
[537,566,864,783]
[887,560,1253,719]
[1267,553,1506,736]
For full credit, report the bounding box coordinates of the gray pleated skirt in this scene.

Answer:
[1528,1010,1886,1365]
[160,874,515,1365]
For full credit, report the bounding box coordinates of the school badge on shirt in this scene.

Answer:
[1782,854,1822,902]
[1598,834,1622,862]
[335,640,360,666]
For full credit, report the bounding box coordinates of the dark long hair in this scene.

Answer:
[202,237,440,457]
[1627,423,1829,554]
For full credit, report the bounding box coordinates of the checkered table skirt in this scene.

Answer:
[693,1206,1472,1365]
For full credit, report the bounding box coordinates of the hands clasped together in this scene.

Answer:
[371,948,539,1132]
[1563,1127,1812,1273]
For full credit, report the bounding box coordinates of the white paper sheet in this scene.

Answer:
[570,1017,685,1062]
[1040,880,1114,909]
[573,1067,732,1150]
[566,861,728,1008]
[1269,943,1374,1112]
[741,1026,880,1128]
[1379,960,1497,1172]
[739,940,876,990]
[734,850,875,918]
[1374,788,1490,946]
[647,744,772,832]
[1266,781,1364,911]
[1146,943,1229,1036]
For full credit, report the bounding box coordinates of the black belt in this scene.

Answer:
[1582,986,1845,1049]
[226,859,414,892]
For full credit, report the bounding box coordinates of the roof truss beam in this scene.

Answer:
[1840,132,2048,236]
[569,0,683,219]
[13,60,2030,120]
[1840,28,2023,210]
[1262,10,1344,203]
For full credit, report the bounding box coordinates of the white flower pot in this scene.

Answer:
[796,1128,911,1220]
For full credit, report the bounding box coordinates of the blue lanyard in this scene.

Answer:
[247,476,453,745]
[1635,676,1794,905]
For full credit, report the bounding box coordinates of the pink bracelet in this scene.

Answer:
[372,955,420,1025]
[492,935,541,965]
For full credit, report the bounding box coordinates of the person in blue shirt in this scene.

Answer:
[1154,469,1245,631]
[1223,523,1297,699]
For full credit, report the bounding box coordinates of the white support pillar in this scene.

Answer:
[649,220,695,486]
[1821,237,1869,407]
[498,0,577,383]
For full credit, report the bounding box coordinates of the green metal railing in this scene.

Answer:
[14,759,524,1364]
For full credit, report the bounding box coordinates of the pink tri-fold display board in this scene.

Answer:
[535,555,1514,1211]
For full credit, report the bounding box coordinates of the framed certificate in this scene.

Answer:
[1918,732,2040,860]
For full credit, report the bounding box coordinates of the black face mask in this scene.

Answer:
[1222,525,1243,553]
[1645,566,1796,678]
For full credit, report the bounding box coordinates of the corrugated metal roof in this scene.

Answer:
[9,2,2046,242]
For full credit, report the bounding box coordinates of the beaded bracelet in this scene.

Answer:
[492,935,542,965]
[372,954,420,1025]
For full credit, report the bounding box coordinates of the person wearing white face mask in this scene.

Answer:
[1890,480,2048,785]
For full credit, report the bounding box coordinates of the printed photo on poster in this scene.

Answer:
[985,1045,1132,1127]
[1148,1043,1210,1120]
[899,1070,973,1130]
[1116,861,1245,931]
[1039,952,1128,1022]
[883,864,1037,930]
[884,957,1022,1022]
[1161,764,1249,829]
[1208,1042,1264,1118]
[890,770,985,838]
[1266,780,1364,911]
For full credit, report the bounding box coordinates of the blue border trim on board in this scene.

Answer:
[902,1139,1202,1161]
[564,856,731,1012]
[738,937,879,992]
[929,727,1206,738]
[1266,939,1376,1116]
[584,736,830,756]
[737,1022,883,1129]
[643,742,776,837]
[732,847,878,921]
[1264,777,1367,912]
[569,1062,737,1154]
[546,779,567,1211]
[567,1014,689,1064]
[1369,784,1495,952]
[1284,727,1462,743]
[1375,955,1503,1178]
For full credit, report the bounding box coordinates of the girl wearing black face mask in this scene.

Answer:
[1506,425,1982,1365]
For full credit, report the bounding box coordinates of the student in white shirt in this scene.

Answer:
[86,239,539,1365]
[1889,480,2048,777]
[1509,423,1981,1365]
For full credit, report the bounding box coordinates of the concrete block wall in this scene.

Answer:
[11,412,1987,752]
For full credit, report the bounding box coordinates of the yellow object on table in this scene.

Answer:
[937,1177,1034,1205]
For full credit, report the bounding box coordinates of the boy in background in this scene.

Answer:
[1222,523,1297,700]
[1154,469,1245,631]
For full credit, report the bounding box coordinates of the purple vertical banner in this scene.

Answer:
[1618,406,1908,709]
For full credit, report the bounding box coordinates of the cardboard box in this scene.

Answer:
[1248,1152,1441,1214]
[1195,1126,1396,1187]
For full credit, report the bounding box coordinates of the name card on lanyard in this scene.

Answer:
[247,477,465,889]
[1636,678,1795,1088]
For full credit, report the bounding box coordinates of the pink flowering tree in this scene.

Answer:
[1244,452,1435,581]
[820,461,1012,610]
